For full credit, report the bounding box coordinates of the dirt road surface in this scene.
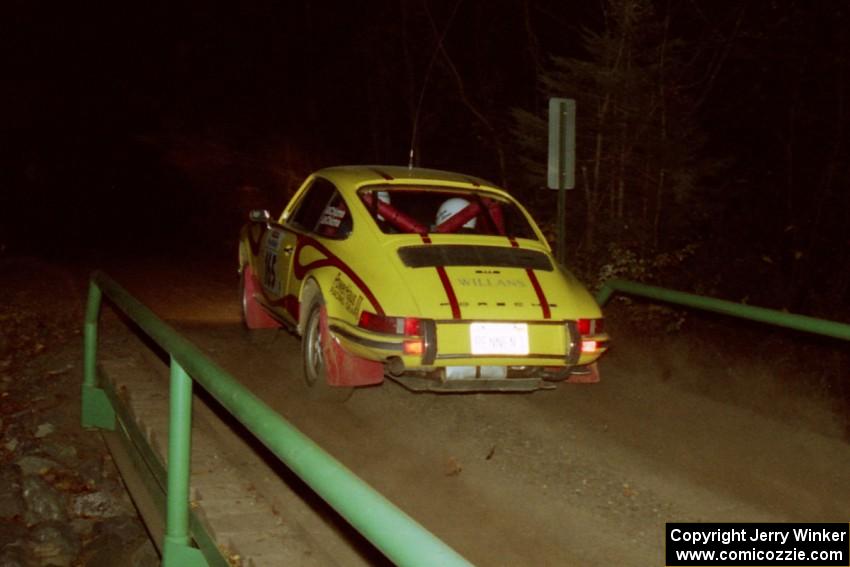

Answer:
[94,253,850,566]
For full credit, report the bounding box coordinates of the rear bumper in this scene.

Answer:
[387,362,600,392]
[329,318,608,370]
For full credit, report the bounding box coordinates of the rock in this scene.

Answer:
[71,490,134,519]
[28,521,80,567]
[0,465,24,520]
[34,423,55,439]
[21,475,67,526]
[41,442,77,464]
[15,456,58,476]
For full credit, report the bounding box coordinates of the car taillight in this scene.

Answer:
[581,340,598,353]
[403,318,421,336]
[577,318,604,335]
[358,311,422,336]
[358,311,395,334]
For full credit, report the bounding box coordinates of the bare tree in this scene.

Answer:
[513,0,705,257]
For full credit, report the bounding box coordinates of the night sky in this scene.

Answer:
[3,0,849,316]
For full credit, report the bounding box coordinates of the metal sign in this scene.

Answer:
[547,97,576,265]
[547,97,576,190]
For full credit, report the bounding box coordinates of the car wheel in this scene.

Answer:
[302,297,353,402]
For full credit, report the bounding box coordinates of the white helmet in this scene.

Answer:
[436,197,476,229]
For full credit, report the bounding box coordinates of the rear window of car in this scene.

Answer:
[357,186,538,241]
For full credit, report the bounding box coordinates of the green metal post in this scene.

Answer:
[162,359,207,566]
[83,280,101,388]
[81,279,114,430]
[596,278,850,341]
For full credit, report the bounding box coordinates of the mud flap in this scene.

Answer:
[319,307,384,387]
[242,266,281,329]
[566,362,600,383]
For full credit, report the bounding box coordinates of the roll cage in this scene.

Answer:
[357,187,535,240]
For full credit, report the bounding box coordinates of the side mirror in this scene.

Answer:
[249,209,271,223]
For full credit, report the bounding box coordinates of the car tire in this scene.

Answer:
[302,296,353,402]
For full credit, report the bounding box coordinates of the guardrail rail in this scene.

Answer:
[596,278,850,342]
[81,270,473,567]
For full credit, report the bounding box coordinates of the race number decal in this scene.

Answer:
[263,230,283,295]
[318,205,345,228]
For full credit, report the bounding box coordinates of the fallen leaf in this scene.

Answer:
[445,456,462,476]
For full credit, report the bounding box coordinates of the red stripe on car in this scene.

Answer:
[369,167,394,180]
[293,233,385,315]
[436,266,461,319]
[509,237,551,318]
[420,234,461,319]
[525,268,551,319]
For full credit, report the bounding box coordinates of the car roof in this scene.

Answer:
[314,165,500,193]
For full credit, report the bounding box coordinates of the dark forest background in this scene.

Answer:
[3,0,849,320]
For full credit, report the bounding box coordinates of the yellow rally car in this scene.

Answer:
[238,165,608,396]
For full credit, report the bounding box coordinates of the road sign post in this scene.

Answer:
[547,97,576,265]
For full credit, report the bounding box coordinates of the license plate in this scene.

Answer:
[470,323,529,355]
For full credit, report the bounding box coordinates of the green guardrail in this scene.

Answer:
[81,271,473,567]
[596,278,850,342]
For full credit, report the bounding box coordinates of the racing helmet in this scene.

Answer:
[436,197,477,229]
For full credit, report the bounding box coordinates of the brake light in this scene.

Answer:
[358,311,421,336]
[403,318,421,336]
[577,318,604,335]
[358,311,396,334]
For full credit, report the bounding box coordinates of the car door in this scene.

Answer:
[257,223,291,303]
[262,178,340,315]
